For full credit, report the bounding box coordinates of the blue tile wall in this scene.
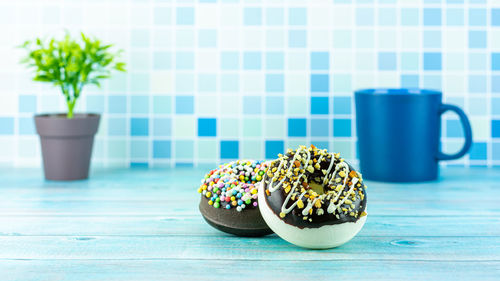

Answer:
[2,0,500,167]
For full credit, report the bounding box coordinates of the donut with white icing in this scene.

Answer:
[258,145,367,249]
[198,160,272,236]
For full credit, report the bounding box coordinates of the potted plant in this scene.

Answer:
[20,33,126,180]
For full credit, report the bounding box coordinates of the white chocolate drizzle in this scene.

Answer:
[265,146,363,220]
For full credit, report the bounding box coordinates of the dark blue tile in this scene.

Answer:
[220,140,239,159]
[265,140,284,159]
[469,142,487,160]
[492,120,500,138]
[153,140,171,159]
[310,96,329,114]
[333,119,351,137]
[131,118,149,136]
[198,118,217,137]
[288,118,307,137]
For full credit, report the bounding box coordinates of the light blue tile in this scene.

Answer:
[18,117,34,135]
[423,53,442,71]
[289,8,306,26]
[424,8,441,26]
[469,98,487,116]
[311,52,329,70]
[19,95,36,113]
[265,74,284,92]
[108,118,127,136]
[153,96,172,114]
[131,51,150,71]
[176,73,195,93]
[311,74,329,92]
[266,8,284,25]
[176,7,194,25]
[492,98,500,114]
[131,140,149,158]
[130,73,150,93]
[356,8,374,26]
[131,96,149,114]
[332,30,352,48]
[378,52,397,71]
[493,9,500,26]
[198,29,217,47]
[244,7,262,25]
[175,96,194,114]
[154,7,172,25]
[243,96,261,114]
[310,118,329,137]
[332,74,351,93]
[175,140,194,158]
[423,75,442,89]
[108,96,127,114]
[176,52,194,70]
[198,74,217,92]
[469,8,486,26]
[243,52,262,70]
[423,31,442,48]
[446,9,464,26]
[265,96,284,115]
[220,74,239,92]
[379,8,396,25]
[265,52,284,70]
[468,75,487,93]
[401,8,419,26]
[469,31,486,48]
[131,29,150,48]
[333,97,352,115]
[153,118,172,136]
[221,52,239,70]
[493,76,500,93]
[153,52,172,70]
[401,53,419,71]
[288,30,306,48]
[469,53,487,70]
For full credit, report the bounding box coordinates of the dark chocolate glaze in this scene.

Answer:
[199,196,272,236]
[262,150,367,229]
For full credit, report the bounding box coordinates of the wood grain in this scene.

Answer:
[0,167,499,280]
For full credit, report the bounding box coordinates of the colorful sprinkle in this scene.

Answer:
[198,160,268,211]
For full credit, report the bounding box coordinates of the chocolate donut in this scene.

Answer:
[198,160,272,237]
[258,145,367,248]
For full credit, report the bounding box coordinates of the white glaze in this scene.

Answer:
[258,182,367,249]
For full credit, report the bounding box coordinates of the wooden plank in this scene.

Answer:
[0,216,498,237]
[1,260,499,281]
[0,199,497,216]
[0,235,498,261]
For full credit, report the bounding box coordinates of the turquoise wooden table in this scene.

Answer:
[1,167,499,280]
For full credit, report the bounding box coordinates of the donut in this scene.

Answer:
[198,160,272,237]
[258,145,367,249]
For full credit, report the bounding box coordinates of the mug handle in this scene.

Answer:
[437,104,473,161]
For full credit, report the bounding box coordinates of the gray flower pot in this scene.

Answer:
[35,114,100,181]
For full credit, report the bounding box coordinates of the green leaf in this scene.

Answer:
[19,32,127,115]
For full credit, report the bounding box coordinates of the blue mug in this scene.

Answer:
[354,88,472,182]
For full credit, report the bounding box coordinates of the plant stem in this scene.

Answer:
[67,100,76,119]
